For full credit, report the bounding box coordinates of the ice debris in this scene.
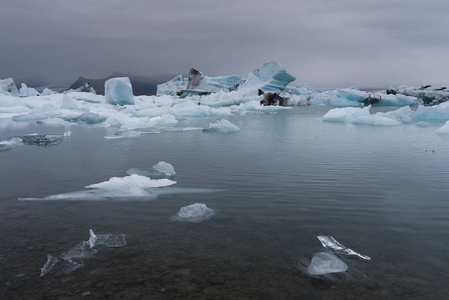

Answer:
[203,119,240,133]
[171,203,215,223]
[88,229,126,248]
[0,131,70,150]
[40,229,126,277]
[105,77,134,106]
[317,236,371,260]
[307,252,348,275]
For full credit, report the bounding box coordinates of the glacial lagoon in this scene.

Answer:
[1,106,449,299]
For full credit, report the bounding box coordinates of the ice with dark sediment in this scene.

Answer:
[307,252,348,275]
[317,236,371,260]
[171,203,215,223]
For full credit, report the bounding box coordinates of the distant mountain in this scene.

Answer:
[69,72,175,95]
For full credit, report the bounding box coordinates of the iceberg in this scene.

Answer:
[105,77,134,105]
[171,203,215,223]
[307,252,348,275]
[203,119,240,133]
[317,236,371,260]
[436,120,449,134]
[0,78,19,96]
[41,88,57,96]
[17,131,71,147]
[157,75,186,96]
[239,61,296,92]
[19,83,40,97]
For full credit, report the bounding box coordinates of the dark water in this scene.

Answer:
[1,107,449,299]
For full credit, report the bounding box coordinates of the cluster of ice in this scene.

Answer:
[171,203,215,223]
[203,119,240,133]
[304,236,370,276]
[105,77,134,105]
[323,103,449,132]
[392,85,449,106]
[2,61,449,140]
[40,229,126,277]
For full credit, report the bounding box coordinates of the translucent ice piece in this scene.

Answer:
[59,241,97,261]
[317,236,371,260]
[88,229,126,248]
[153,161,176,176]
[171,203,215,223]
[307,252,348,275]
[40,254,60,277]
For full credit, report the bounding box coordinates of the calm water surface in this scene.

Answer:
[1,106,448,299]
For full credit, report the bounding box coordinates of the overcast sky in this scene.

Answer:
[1,0,448,89]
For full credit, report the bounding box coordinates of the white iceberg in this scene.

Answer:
[307,252,348,275]
[105,77,134,105]
[317,236,371,260]
[171,203,215,223]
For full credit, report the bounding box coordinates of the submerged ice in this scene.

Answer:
[41,229,126,277]
[307,252,348,276]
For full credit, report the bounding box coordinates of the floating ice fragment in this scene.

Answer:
[317,236,371,260]
[307,252,348,275]
[40,255,60,277]
[153,161,176,176]
[59,241,97,261]
[0,137,23,151]
[203,119,240,133]
[88,229,126,248]
[17,131,71,147]
[172,203,215,223]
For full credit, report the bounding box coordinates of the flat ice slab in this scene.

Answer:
[317,236,371,260]
[171,203,215,223]
[307,252,348,275]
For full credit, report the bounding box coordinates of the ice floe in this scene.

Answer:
[171,203,215,223]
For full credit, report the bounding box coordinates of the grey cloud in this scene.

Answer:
[0,0,448,89]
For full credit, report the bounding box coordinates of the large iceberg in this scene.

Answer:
[105,77,134,105]
[392,85,449,106]
[238,61,295,92]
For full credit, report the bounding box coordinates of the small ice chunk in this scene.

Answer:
[40,255,60,277]
[88,229,126,248]
[172,203,215,223]
[307,252,348,275]
[59,241,97,261]
[0,137,24,151]
[153,161,176,176]
[203,119,240,133]
[317,236,371,260]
